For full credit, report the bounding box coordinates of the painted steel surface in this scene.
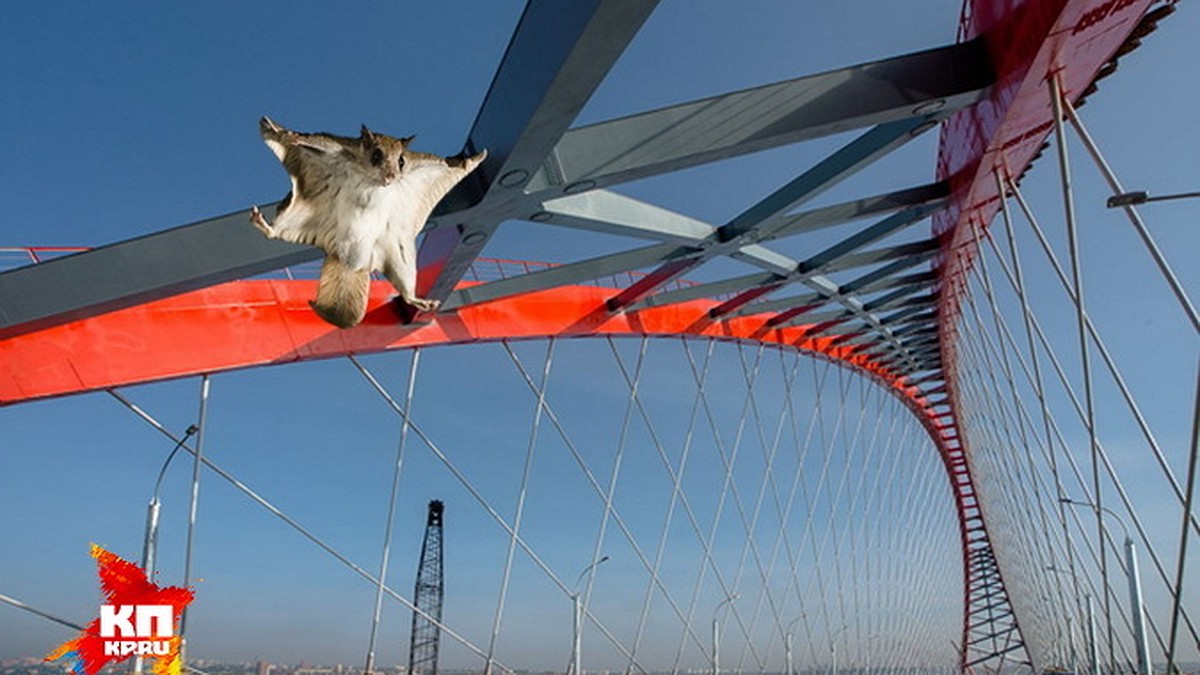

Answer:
[0,277,924,407]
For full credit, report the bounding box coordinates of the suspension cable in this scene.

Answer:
[364,350,421,675]
[106,387,513,674]
[1061,94,1198,333]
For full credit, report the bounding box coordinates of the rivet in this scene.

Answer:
[913,99,946,115]
[909,120,939,137]
[462,231,487,245]
[563,179,596,194]
[530,211,553,222]
[499,169,529,188]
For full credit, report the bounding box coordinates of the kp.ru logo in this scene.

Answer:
[46,545,194,675]
[99,604,175,655]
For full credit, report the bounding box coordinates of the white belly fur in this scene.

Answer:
[272,171,397,272]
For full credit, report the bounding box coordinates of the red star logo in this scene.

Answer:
[47,545,195,675]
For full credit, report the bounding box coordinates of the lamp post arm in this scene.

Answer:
[1061,498,1131,542]
[574,555,610,592]
[1107,190,1200,208]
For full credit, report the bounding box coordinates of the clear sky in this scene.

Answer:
[2,0,1197,670]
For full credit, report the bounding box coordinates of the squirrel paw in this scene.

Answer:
[249,205,274,237]
[259,117,300,145]
[409,297,441,313]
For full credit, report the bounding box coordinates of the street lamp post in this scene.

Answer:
[785,632,793,675]
[784,615,805,675]
[1045,566,1091,675]
[134,424,198,675]
[1067,612,1078,675]
[142,425,199,576]
[1062,498,1152,675]
[712,594,739,675]
[571,556,609,675]
[1125,536,1152,675]
[1086,594,1099,675]
[830,625,848,675]
[864,633,884,675]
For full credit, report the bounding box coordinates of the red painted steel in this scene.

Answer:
[0,278,924,407]
[936,0,1154,338]
[937,0,1157,668]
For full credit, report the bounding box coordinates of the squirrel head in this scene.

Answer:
[357,125,415,186]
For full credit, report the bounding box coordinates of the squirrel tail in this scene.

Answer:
[310,256,371,328]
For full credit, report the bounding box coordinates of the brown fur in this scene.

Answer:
[309,257,372,329]
[251,116,486,329]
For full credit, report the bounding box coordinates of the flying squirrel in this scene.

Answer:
[250,116,487,328]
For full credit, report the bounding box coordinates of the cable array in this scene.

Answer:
[5,337,965,673]
[946,86,1198,673]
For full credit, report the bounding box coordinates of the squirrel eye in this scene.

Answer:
[397,156,406,170]
[370,148,384,166]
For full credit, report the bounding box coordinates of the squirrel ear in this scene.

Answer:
[400,135,416,146]
[360,125,376,144]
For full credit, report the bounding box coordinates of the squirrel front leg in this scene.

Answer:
[249,205,275,237]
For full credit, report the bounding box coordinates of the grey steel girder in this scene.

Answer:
[770,285,936,332]
[537,190,717,243]
[522,38,990,195]
[442,242,684,311]
[0,15,992,340]
[442,118,947,314]
[538,180,947,245]
[416,0,661,302]
[601,116,948,311]
[625,201,943,313]
[725,245,940,319]
[0,204,317,339]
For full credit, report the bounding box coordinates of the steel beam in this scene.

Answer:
[841,264,937,297]
[629,272,781,311]
[605,117,944,310]
[441,242,685,310]
[764,182,949,240]
[446,117,944,314]
[820,238,942,274]
[626,185,945,311]
[417,0,660,302]
[0,205,315,338]
[538,190,714,243]
[798,202,944,272]
[636,203,939,316]
[524,39,992,196]
[732,291,827,319]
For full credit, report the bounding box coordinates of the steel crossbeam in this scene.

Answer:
[521,39,991,196]
[0,206,317,339]
[600,117,948,312]
[0,32,990,339]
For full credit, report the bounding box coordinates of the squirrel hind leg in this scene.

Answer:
[404,296,441,312]
[382,254,440,314]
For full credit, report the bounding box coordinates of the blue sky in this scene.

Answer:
[2,0,1198,670]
